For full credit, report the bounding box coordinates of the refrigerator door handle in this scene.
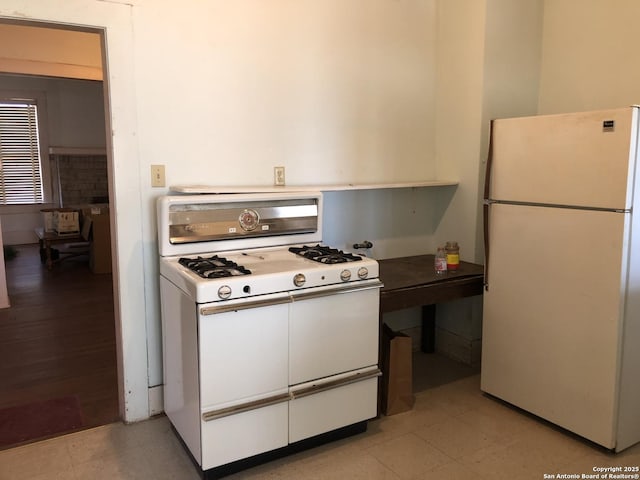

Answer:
[484,120,495,200]
[483,121,496,291]
[483,201,491,291]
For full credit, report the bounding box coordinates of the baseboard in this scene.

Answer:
[4,231,39,246]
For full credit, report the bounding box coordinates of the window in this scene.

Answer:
[0,98,46,205]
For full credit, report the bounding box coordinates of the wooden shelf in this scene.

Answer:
[169,181,458,194]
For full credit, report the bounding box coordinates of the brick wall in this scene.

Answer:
[54,154,108,206]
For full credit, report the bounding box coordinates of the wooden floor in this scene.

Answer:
[0,244,119,449]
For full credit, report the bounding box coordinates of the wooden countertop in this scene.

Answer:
[378,255,484,313]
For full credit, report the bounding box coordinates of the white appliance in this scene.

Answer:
[482,106,640,452]
[157,191,382,478]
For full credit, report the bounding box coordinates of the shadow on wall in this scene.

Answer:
[322,186,457,258]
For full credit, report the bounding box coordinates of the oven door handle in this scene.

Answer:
[202,392,292,422]
[200,295,293,315]
[290,368,382,400]
[291,280,383,302]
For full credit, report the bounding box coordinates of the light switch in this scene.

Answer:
[274,166,285,186]
[151,165,165,187]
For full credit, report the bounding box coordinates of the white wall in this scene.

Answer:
[538,0,640,114]
[432,0,543,351]
[434,0,488,263]
[323,186,455,257]
[434,0,544,263]
[132,1,438,189]
[0,76,105,148]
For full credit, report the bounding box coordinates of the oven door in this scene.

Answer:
[198,292,291,468]
[288,279,382,385]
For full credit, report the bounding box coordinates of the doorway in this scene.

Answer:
[0,21,120,448]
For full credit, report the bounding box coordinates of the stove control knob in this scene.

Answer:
[293,273,306,287]
[340,269,352,282]
[218,285,232,299]
[357,267,369,279]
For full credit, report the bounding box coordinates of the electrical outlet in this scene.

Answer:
[274,166,285,186]
[151,164,166,187]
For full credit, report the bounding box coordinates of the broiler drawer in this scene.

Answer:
[201,400,288,469]
[289,367,379,443]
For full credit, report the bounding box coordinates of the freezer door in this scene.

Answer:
[488,107,637,210]
[482,203,628,449]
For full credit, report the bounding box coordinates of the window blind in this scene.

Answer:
[0,101,44,204]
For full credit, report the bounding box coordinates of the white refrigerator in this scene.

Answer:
[482,106,640,452]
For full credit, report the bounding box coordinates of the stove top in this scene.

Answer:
[160,244,379,303]
[288,244,363,264]
[178,256,252,279]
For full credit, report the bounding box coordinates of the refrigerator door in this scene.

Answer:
[488,107,637,210]
[481,203,629,449]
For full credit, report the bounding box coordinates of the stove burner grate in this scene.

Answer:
[289,244,362,264]
[179,255,251,279]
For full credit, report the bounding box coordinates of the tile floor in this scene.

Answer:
[2,372,639,480]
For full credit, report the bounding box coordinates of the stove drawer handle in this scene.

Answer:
[200,295,293,315]
[291,281,383,302]
[291,368,382,400]
[202,392,292,422]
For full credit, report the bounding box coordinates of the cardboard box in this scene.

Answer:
[41,209,56,233]
[87,209,112,274]
[54,210,80,235]
[41,208,80,235]
[81,204,109,217]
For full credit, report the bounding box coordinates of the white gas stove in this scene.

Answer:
[160,243,380,303]
[157,191,382,479]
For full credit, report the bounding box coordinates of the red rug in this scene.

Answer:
[0,396,84,447]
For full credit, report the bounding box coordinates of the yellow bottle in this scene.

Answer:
[445,241,460,271]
